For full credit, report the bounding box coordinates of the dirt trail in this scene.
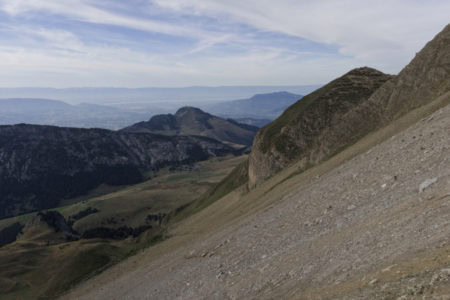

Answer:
[67,103,450,299]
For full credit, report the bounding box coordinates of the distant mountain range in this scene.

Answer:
[0,85,319,105]
[203,91,303,119]
[122,107,259,147]
[229,117,272,128]
[0,91,303,130]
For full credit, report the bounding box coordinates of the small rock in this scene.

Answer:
[347,204,356,210]
[381,183,387,189]
[216,270,225,279]
[441,268,450,275]
[382,265,395,272]
[419,177,438,193]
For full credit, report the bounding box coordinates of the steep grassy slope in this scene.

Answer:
[248,67,392,186]
[0,155,245,299]
[122,107,259,147]
[173,159,249,221]
[249,24,450,187]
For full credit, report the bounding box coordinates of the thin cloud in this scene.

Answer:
[154,0,450,69]
[0,0,448,87]
[0,0,208,38]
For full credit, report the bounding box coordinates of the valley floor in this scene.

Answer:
[67,103,450,299]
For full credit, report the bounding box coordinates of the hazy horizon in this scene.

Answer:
[0,85,318,105]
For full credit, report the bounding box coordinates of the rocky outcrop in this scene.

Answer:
[34,211,80,241]
[248,67,392,187]
[122,107,259,147]
[249,24,450,187]
[0,124,236,218]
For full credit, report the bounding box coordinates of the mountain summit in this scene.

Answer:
[122,107,259,147]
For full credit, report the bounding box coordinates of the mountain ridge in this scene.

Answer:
[122,106,259,147]
[204,91,303,119]
[248,67,393,187]
[248,24,450,187]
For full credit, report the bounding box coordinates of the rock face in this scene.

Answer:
[249,24,450,187]
[248,67,392,187]
[0,124,235,219]
[122,107,259,147]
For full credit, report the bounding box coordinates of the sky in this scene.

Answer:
[0,0,449,88]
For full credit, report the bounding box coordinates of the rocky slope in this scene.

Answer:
[249,24,450,187]
[66,85,450,300]
[122,107,259,147]
[0,124,235,219]
[61,24,450,300]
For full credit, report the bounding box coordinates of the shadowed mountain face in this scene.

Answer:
[0,124,236,219]
[122,107,259,147]
[249,24,450,187]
